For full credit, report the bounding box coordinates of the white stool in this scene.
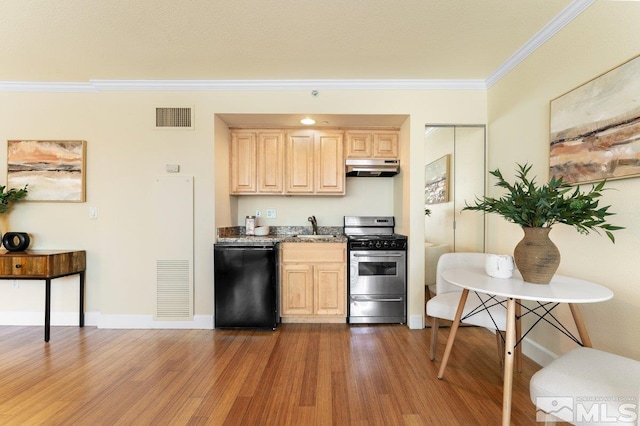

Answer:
[530,347,640,425]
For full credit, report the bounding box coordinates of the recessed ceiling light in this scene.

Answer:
[300,117,316,125]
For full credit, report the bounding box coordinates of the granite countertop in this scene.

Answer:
[216,225,347,244]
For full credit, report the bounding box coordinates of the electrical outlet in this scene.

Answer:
[255,210,262,217]
[11,280,19,289]
[266,208,276,219]
[89,207,98,219]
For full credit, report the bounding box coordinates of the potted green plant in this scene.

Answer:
[0,185,28,215]
[0,184,28,234]
[462,163,623,283]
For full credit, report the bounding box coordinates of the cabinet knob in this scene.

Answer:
[15,264,22,268]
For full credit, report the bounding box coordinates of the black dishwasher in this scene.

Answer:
[214,242,278,329]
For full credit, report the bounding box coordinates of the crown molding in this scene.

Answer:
[0,78,486,92]
[485,0,596,88]
[0,81,96,92]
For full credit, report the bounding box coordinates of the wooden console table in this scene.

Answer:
[0,250,86,342]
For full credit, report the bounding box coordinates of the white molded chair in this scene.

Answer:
[426,252,519,367]
[530,347,640,425]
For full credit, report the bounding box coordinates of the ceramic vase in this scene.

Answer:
[513,227,560,284]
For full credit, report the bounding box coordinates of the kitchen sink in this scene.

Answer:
[294,234,338,239]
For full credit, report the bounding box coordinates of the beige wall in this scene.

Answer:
[0,88,486,329]
[487,1,640,360]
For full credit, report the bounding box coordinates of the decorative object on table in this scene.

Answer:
[2,232,31,252]
[484,254,514,279]
[550,54,640,185]
[463,163,624,284]
[0,184,28,237]
[7,140,86,202]
[424,154,449,204]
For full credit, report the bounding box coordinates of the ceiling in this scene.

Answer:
[0,0,581,84]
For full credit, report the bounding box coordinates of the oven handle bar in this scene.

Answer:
[351,253,404,257]
[351,295,404,302]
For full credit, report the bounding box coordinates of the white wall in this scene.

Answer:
[0,88,486,329]
[487,1,640,360]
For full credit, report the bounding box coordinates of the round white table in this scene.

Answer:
[439,266,613,426]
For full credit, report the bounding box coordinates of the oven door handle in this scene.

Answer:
[352,253,404,257]
[351,295,404,302]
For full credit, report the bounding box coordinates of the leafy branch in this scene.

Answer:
[462,163,624,243]
[0,185,28,215]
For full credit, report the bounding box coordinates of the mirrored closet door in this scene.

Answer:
[424,125,486,253]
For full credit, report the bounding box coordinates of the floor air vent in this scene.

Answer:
[156,107,193,128]
[156,260,192,319]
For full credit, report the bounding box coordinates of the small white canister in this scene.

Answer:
[485,254,515,279]
[245,216,256,236]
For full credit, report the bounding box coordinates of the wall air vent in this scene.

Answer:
[155,107,193,129]
[153,176,194,321]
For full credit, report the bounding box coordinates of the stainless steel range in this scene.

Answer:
[344,216,407,324]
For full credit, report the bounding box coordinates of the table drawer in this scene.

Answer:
[0,251,86,277]
[0,256,47,276]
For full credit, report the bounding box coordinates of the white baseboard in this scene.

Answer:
[408,314,424,329]
[0,311,86,326]
[97,314,214,329]
[0,311,214,330]
[521,336,559,367]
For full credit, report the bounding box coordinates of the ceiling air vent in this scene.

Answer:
[156,107,193,129]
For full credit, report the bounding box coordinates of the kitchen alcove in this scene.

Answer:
[424,125,486,253]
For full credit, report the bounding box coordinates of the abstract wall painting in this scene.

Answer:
[550,54,640,185]
[7,140,86,202]
[424,154,449,205]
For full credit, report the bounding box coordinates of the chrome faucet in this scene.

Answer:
[308,216,318,235]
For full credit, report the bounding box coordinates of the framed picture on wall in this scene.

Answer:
[549,54,640,185]
[424,154,449,205]
[7,140,86,202]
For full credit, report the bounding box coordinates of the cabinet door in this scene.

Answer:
[230,131,257,194]
[280,263,314,316]
[285,130,315,194]
[373,132,399,158]
[345,131,372,158]
[314,263,346,316]
[315,131,345,194]
[257,131,284,193]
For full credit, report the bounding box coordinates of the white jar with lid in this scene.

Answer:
[245,216,256,235]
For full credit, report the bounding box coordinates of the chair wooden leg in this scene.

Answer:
[430,317,439,360]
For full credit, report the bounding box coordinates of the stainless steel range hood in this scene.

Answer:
[345,159,400,177]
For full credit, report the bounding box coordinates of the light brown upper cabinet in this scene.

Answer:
[230,130,284,194]
[345,130,399,159]
[285,130,345,195]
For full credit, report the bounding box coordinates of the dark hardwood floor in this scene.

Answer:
[0,323,542,425]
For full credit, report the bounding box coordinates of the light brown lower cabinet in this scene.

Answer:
[280,242,346,322]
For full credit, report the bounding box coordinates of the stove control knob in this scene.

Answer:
[368,241,375,248]
[383,241,389,248]
[375,241,382,249]
[390,241,397,248]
